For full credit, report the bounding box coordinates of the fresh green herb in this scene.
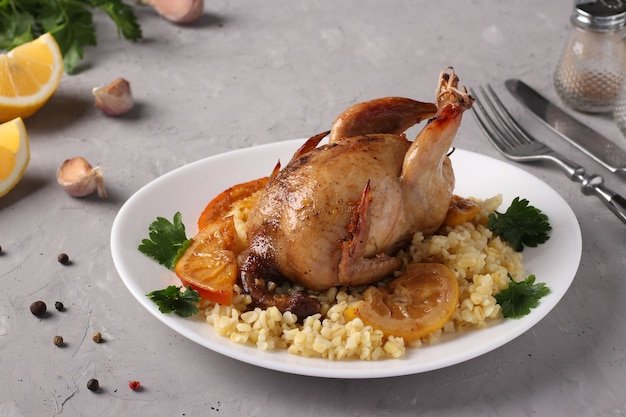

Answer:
[495,274,550,319]
[146,286,200,317]
[0,0,142,74]
[488,197,551,251]
[138,212,192,270]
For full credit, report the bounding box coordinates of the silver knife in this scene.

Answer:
[505,79,626,177]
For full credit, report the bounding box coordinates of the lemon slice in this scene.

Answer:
[0,117,30,197]
[344,263,459,342]
[0,33,64,123]
[443,195,481,227]
[175,216,247,305]
[197,177,268,230]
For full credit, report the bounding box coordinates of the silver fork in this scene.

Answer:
[471,84,626,225]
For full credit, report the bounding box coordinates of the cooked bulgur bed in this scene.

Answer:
[198,194,525,360]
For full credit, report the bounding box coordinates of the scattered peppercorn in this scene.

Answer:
[30,300,47,317]
[128,380,141,391]
[53,335,64,347]
[0,245,3,253]
[57,253,70,265]
[92,332,102,343]
[54,301,65,311]
[86,379,99,392]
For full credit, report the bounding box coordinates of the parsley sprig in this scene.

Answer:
[0,0,142,74]
[147,286,200,317]
[495,274,550,319]
[139,213,197,315]
[488,197,551,251]
[138,212,192,271]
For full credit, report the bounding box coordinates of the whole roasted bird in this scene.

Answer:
[241,67,474,317]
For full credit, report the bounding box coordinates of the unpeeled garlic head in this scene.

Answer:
[145,0,204,24]
[57,157,108,198]
[92,78,133,116]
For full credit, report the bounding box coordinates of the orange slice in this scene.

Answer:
[344,263,459,342]
[0,117,30,197]
[175,216,246,305]
[198,177,268,230]
[0,33,64,123]
[443,195,481,227]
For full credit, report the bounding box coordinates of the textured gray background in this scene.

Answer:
[1,1,625,416]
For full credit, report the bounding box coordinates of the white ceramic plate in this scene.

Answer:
[110,139,582,379]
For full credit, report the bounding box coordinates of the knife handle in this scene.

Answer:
[578,173,626,225]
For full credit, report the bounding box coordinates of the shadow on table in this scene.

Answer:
[0,174,48,210]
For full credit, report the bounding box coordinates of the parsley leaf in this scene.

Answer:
[138,212,192,271]
[488,197,551,251]
[0,0,142,74]
[89,0,142,40]
[147,286,200,317]
[0,8,36,50]
[495,274,550,319]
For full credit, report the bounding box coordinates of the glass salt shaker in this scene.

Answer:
[615,76,626,137]
[553,0,626,113]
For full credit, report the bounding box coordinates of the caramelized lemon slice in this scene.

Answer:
[443,195,481,227]
[175,216,246,305]
[344,263,459,342]
[197,177,268,231]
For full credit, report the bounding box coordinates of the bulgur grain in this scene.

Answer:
[200,194,524,360]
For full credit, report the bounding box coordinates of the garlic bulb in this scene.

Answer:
[92,78,133,116]
[144,0,204,24]
[57,157,108,198]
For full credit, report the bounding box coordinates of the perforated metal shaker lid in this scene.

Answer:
[571,0,626,31]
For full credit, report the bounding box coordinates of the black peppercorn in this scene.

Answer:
[87,378,99,391]
[57,253,70,265]
[54,301,64,311]
[30,300,47,317]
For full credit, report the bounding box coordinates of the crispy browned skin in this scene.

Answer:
[241,68,474,315]
[328,97,437,142]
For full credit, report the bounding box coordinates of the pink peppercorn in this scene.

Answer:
[128,380,141,391]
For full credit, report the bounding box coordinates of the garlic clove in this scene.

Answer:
[145,0,204,24]
[92,78,133,116]
[57,157,108,198]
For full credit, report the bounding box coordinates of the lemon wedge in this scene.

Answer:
[0,33,64,122]
[0,117,30,197]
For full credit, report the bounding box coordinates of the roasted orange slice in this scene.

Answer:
[198,177,268,230]
[344,263,459,342]
[175,216,246,305]
[443,195,481,227]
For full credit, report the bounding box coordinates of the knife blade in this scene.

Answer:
[505,79,626,177]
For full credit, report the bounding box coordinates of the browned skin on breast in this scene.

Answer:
[247,134,413,290]
[241,68,474,316]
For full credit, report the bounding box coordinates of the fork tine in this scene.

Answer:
[473,87,626,225]
[469,87,517,153]
[471,84,552,159]
[477,86,525,148]
[481,85,534,146]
